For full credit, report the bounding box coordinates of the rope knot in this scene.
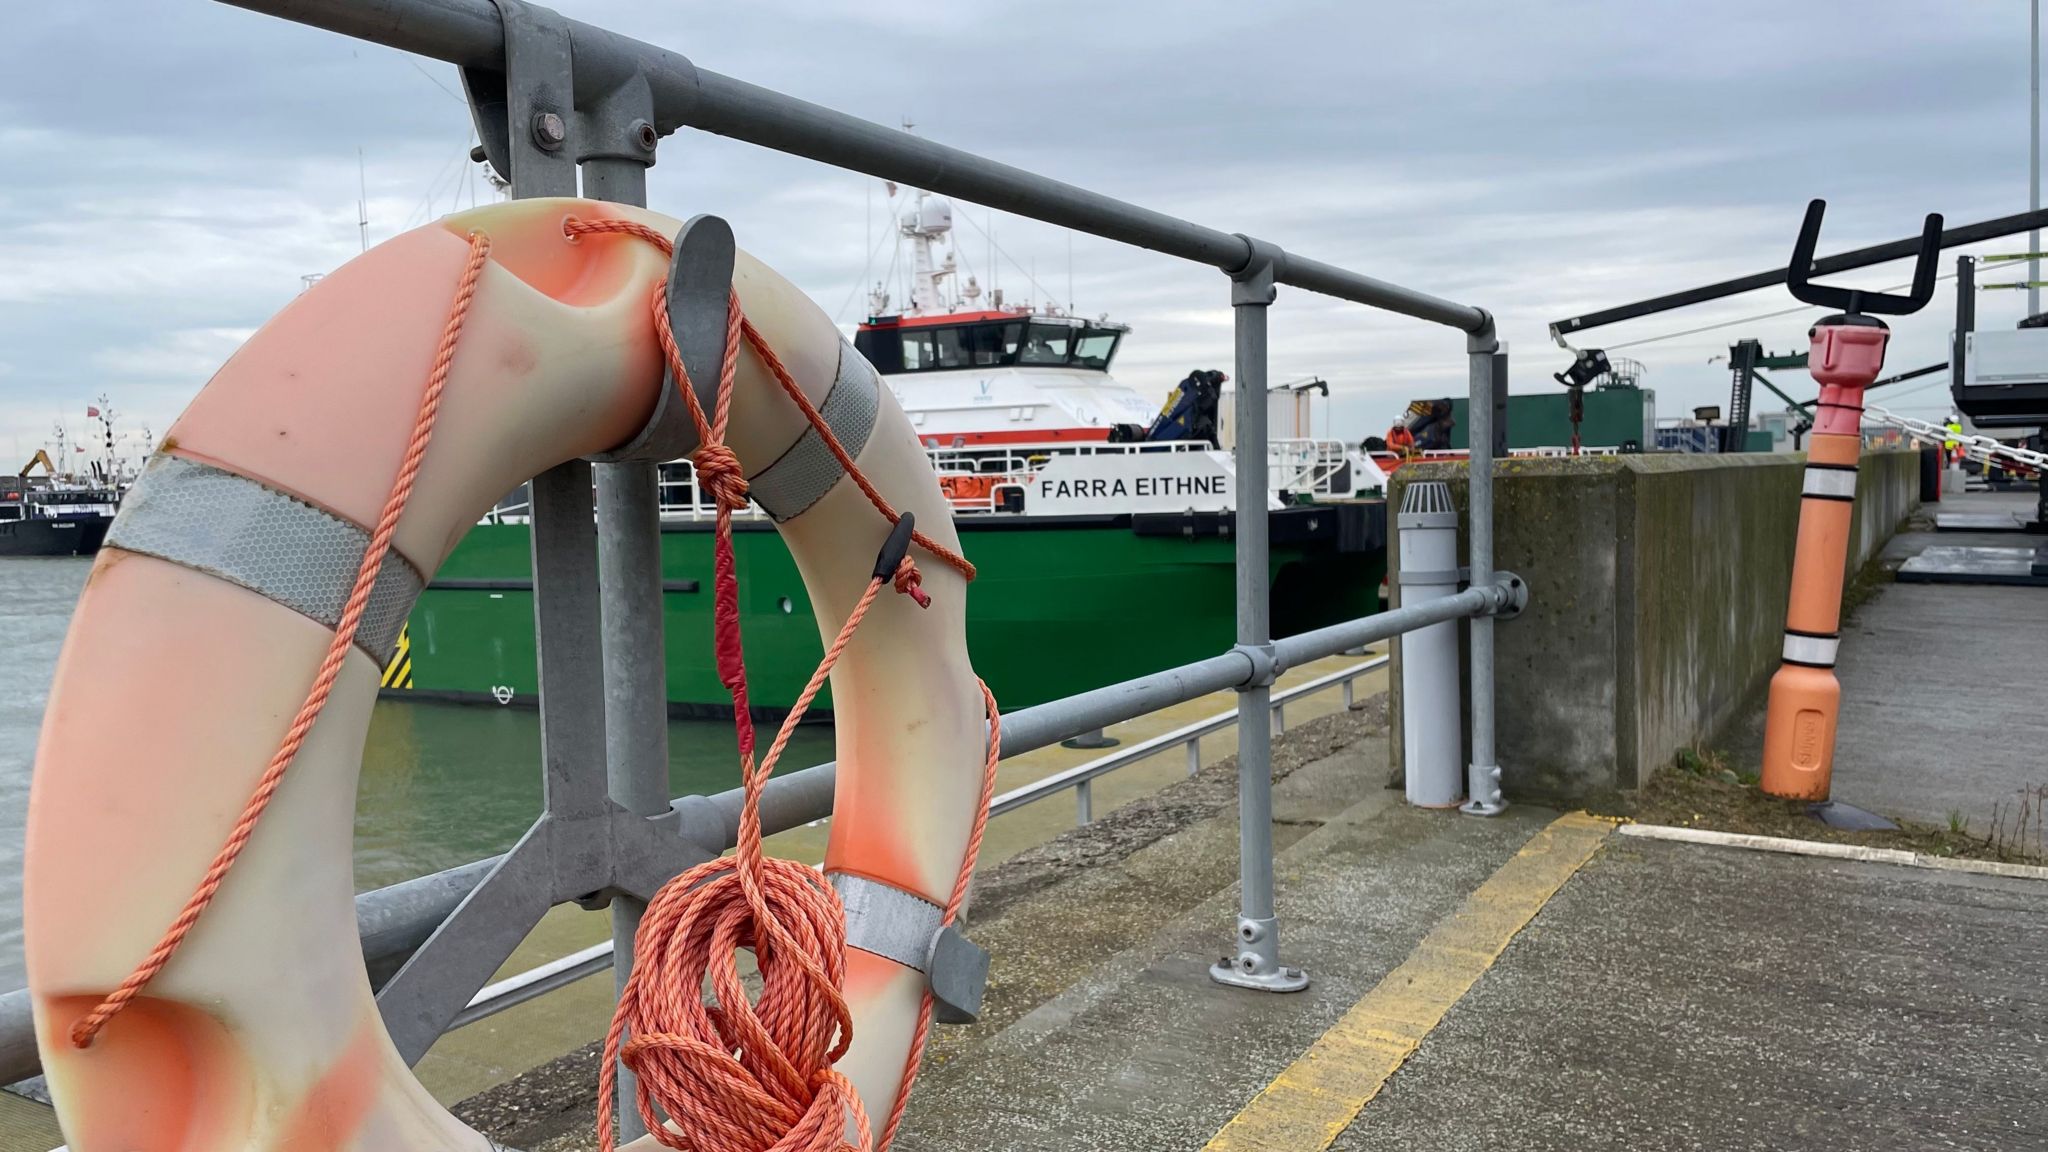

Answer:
[891,558,931,609]
[693,443,751,512]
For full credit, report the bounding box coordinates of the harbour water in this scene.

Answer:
[0,556,833,992]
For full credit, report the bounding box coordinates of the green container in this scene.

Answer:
[1446,389,1654,452]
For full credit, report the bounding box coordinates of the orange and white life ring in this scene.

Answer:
[26,198,989,1150]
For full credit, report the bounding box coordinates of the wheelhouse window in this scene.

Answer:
[1018,322,1073,365]
[973,322,1023,365]
[935,326,970,368]
[867,317,1122,373]
[900,329,936,370]
[1073,328,1121,370]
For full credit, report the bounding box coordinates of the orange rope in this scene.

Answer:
[70,231,494,1048]
[568,215,997,1152]
[736,314,974,584]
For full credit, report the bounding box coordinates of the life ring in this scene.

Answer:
[26,198,988,1149]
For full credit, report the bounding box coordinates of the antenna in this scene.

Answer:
[1067,229,1074,312]
[357,146,370,252]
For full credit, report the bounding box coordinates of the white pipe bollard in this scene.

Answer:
[1398,481,1464,808]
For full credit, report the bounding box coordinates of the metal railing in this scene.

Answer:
[18,2,1520,1131]
[1266,438,1358,497]
[999,657,1387,826]
[433,655,1387,1035]
[0,598,1466,1086]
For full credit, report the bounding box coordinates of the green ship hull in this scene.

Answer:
[394,504,1385,716]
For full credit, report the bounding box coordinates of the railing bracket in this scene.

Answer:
[1232,640,1284,689]
[1491,569,1528,620]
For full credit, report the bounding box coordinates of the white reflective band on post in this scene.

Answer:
[1782,633,1840,666]
[1801,467,1858,499]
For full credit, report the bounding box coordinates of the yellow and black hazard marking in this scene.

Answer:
[380,623,414,689]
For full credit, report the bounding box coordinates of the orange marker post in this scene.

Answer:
[1759,319,1885,798]
[1760,200,1943,802]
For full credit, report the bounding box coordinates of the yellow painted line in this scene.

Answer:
[1202,811,1613,1152]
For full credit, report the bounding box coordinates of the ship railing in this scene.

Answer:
[926,437,1212,474]
[1510,445,1625,458]
[510,436,1364,521]
[657,440,1234,518]
[43,3,1514,1128]
[927,438,1217,514]
[1267,437,1354,497]
[926,438,1364,511]
[1383,445,1625,465]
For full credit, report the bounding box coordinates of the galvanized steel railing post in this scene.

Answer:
[1460,324,1508,817]
[369,2,594,1066]
[583,76,664,1145]
[1211,241,1308,993]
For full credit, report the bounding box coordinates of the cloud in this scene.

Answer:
[90,326,257,382]
[2,0,2038,453]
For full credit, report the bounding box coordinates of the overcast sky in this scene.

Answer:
[2,1,2041,462]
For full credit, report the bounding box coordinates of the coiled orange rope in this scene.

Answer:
[568,216,997,1152]
[70,230,494,1050]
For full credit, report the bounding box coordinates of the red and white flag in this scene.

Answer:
[85,406,100,418]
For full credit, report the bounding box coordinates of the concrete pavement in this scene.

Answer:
[896,784,2048,1152]
[469,637,2047,1152]
[1337,837,2048,1152]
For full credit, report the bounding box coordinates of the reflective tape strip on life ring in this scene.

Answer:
[748,339,880,521]
[1800,463,1859,502]
[1781,630,1841,668]
[106,454,423,664]
[830,871,989,1024]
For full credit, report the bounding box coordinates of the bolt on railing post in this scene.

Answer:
[1211,241,1307,994]
[1461,323,1507,817]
